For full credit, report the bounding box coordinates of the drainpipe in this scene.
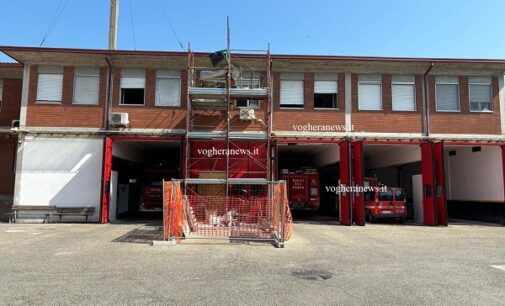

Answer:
[423,63,434,137]
[104,55,113,130]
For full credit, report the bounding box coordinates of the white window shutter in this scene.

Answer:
[280,80,304,105]
[358,84,381,110]
[37,74,63,102]
[156,78,181,106]
[392,84,415,111]
[314,80,337,93]
[121,68,145,88]
[436,84,459,111]
[74,76,99,104]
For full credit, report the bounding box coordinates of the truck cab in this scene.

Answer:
[365,187,407,222]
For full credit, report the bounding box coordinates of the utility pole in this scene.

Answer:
[108,0,119,50]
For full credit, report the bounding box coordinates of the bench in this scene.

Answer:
[49,207,96,223]
[9,205,55,223]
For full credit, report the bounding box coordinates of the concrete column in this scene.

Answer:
[345,73,352,132]
[498,75,505,135]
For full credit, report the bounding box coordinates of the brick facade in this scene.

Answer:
[14,57,505,136]
[428,75,501,134]
[26,65,105,128]
[0,78,22,127]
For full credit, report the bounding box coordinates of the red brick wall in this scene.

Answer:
[351,74,423,133]
[0,137,16,195]
[0,78,22,127]
[110,67,187,130]
[26,65,105,128]
[428,75,501,134]
[272,72,346,131]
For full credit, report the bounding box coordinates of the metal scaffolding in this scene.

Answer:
[184,17,273,193]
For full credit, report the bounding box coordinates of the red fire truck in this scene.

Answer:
[280,168,320,211]
[139,167,178,211]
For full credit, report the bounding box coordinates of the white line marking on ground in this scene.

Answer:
[55,252,72,256]
[491,265,505,272]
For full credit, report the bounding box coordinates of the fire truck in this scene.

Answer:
[280,168,320,211]
[139,166,178,211]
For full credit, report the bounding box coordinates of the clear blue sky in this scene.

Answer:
[1,0,505,62]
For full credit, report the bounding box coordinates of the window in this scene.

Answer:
[36,66,63,103]
[236,72,260,88]
[378,190,393,201]
[314,73,338,109]
[280,73,304,108]
[73,67,99,105]
[236,99,260,108]
[392,75,415,111]
[358,74,382,110]
[469,76,492,112]
[394,189,405,201]
[435,76,459,111]
[120,68,145,105]
[155,70,180,107]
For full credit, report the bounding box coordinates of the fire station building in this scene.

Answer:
[0,46,504,225]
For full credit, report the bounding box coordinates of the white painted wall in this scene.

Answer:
[445,146,504,202]
[16,136,103,221]
[366,146,421,169]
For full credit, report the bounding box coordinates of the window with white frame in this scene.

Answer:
[120,68,145,105]
[37,65,63,103]
[314,73,338,109]
[73,67,100,105]
[0,79,3,112]
[280,73,304,108]
[236,71,260,88]
[358,74,382,110]
[236,99,260,108]
[469,76,492,112]
[392,75,415,111]
[435,76,460,111]
[155,70,180,107]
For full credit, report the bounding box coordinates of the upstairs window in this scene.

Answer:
[469,76,492,112]
[392,75,416,111]
[120,68,145,105]
[236,72,260,88]
[73,67,100,105]
[358,74,382,110]
[236,99,260,108]
[37,65,63,103]
[156,70,181,107]
[314,73,338,109]
[280,73,304,108]
[435,76,459,111]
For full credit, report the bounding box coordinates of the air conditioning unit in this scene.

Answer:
[239,108,256,121]
[11,120,20,128]
[110,112,129,127]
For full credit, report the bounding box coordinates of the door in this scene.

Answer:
[353,141,365,225]
[339,141,352,225]
[101,137,113,224]
[434,142,447,226]
[421,142,437,226]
